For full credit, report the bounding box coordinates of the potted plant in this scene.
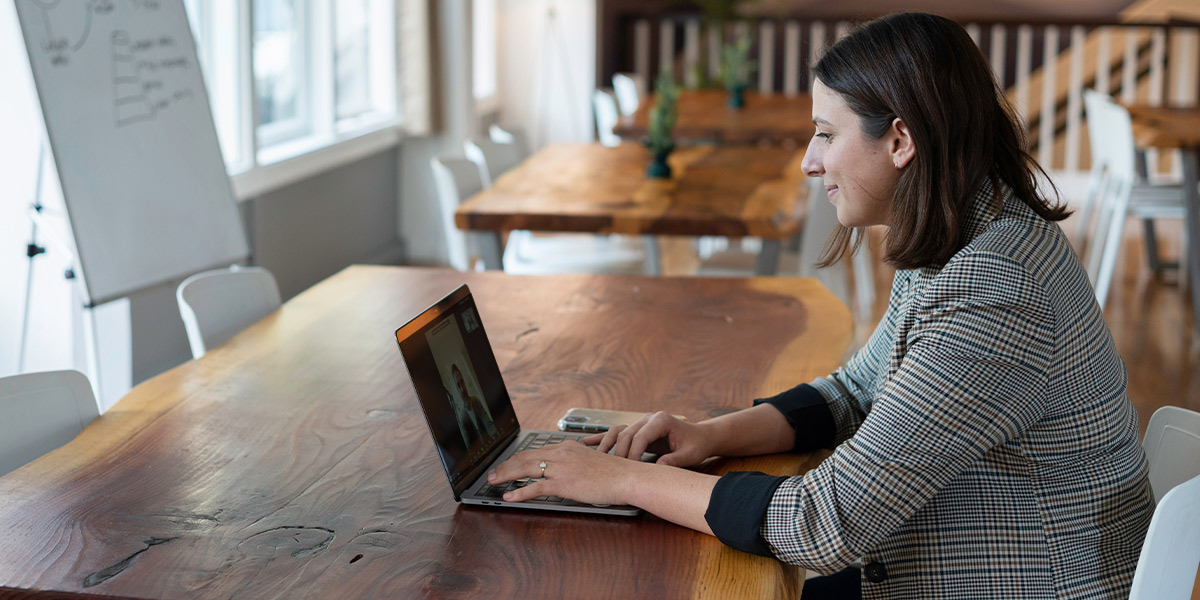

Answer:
[645,68,680,179]
[718,35,755,109]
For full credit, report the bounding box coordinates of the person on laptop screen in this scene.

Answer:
[487,12,1153,600]
[449,363,496,446]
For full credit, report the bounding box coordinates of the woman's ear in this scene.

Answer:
[890,117,915,169]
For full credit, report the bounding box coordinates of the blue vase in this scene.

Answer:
[646,150,673,179]
[727,85,746,109]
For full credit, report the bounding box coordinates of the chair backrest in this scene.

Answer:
[0,370,99,477]
[1083,90,1138,181]
[1143,405,1200,503]
[430,156,485,272]
[592,89,622,147]
[612,72,643,116]
[463,137,522,188]
[1081,90,1138,305]
[1129,473,1200,600]
[177,266,282,359]
[488,124,530,160]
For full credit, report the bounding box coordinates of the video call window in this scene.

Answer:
[426,314,497,449]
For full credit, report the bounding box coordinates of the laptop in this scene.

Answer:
[394,284,640,516]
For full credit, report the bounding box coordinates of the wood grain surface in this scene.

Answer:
[455,143,808,239]
[0,266,852,600]
[1125,104,1200,149]
[614,90,815,145]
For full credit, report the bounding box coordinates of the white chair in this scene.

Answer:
[612,72,644,116]
[1080,90,1187,309]
[488,124,530,161]
[1128,473,1200,600]
[430,156,486,272]
[593,89,622,147]
[177,266,282,359]
[460,139,650,276]
[463,137,522,187]
[1143,405,1200,503]
[0,370,99,477]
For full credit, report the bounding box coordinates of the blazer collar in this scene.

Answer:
[960,176,1008,248]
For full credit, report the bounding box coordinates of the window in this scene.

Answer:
[254,0,307,144]
[182,0,400,187]
[472,0,498,111]
[184,0,248,169]
[335,0,396,126]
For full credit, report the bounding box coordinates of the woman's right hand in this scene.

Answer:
[584,412,715,468]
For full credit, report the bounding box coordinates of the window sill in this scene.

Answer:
[230,117,401,200]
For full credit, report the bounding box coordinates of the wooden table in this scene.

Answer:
[1125,104,1200,334]
[0,265,852,599]
[456,142,809,275]
[614,90,815,145]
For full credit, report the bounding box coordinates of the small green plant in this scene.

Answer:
[717,35,755,92]
[646,68,680,156]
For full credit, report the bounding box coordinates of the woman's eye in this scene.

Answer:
[815,132,832,141]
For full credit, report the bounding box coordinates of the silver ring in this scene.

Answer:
[539,461,547,478]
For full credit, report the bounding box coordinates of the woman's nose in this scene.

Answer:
[801,145,823,178]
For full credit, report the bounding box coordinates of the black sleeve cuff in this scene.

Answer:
[754,383,836,452]
[705,471,789,556]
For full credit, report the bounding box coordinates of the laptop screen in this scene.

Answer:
[395,286,519,489]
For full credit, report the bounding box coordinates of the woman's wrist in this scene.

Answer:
[694,418,728,459]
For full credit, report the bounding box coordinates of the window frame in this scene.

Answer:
[183,0,404,199]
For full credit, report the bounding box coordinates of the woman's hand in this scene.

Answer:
[487,441,647,505]
[584,411,715,468]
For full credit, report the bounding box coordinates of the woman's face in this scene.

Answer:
[801,80,905,227]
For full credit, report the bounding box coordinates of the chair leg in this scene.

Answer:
[1143,218,1163,273]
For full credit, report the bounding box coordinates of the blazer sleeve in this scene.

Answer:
[805,272,909,445]
[760,252,1055,572]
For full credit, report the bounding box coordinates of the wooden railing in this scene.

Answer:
[602,15,1200,176]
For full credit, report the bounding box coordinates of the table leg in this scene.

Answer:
[477,232,504,270]
[756,239,782,275]
[643,235,662,276]
[1182,149,1200,335]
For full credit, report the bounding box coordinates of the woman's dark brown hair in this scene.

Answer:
[813,12,1070,269]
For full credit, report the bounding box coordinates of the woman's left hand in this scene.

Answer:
[487,441,645,506]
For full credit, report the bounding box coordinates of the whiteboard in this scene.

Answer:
[13,0,247,306]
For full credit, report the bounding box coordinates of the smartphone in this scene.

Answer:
[557,408,686,433]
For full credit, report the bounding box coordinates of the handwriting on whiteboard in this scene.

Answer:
[27,0,191,128]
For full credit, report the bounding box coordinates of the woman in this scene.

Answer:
[489,13,1154,599]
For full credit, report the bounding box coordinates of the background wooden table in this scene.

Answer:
[1126,103,1200,335]
[614,90,815,145]
[0,266,852,599]
[456,142,809,275]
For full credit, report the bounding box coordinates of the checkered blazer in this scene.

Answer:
[764,180,1155,599]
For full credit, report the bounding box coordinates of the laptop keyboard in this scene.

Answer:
[476,432,569,503]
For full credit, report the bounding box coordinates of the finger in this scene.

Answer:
[626,414,671,460]
[595,425,626,454]
[488,452,544,485]
[581,432,605,446]
[503,479,550,503]
[612,420,642,458]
